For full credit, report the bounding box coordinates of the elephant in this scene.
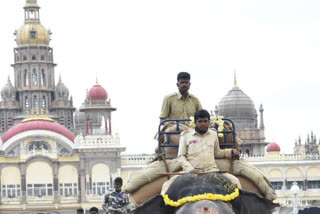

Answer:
[132,173,277,214]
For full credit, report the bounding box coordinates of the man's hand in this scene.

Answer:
[232,149,240,160]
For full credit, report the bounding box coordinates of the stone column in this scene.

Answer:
[89,176,92,194]
[20,164,27,204]
[108,118,112,135]
[80,154,87,202]
[53,163,59,203]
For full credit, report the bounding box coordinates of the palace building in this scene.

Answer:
[0,1,125,213]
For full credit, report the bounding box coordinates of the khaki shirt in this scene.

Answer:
[178,129,232,172]
[160,92,202,120]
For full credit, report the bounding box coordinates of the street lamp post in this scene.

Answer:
[290,181,300,214]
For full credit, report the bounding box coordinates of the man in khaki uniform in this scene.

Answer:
[161,109,241,194]
[160,72,202,120]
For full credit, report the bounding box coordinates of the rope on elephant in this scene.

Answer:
[162,188,240,207]
[158,170,229,176]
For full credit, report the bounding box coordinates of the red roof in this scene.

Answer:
[87,85,108,99]
[1,120,76,143]
[266,142,281,152]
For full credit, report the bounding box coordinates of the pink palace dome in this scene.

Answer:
[266,142,281,152]
[1,119,76,143]
[87,84,108,100]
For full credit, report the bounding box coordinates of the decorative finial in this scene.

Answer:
[214,105,219,116]
[96,73,99,85]
[7,76,12,85]
[25,110,30,118]
[58,74,63,84]
[259,104,264,112]
[233,70,238,88]
[23,107,53,122]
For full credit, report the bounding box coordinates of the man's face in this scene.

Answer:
[195,117,210,133]
[114,182,122,192]
[177,79,190,94]
[90,211,98,214]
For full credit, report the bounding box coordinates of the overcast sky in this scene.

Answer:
[1,0,320,154]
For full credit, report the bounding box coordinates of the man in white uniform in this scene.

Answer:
[161,109,241,194]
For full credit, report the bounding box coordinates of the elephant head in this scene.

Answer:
[132,173,277,214]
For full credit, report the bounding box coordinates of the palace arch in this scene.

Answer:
[91,163,111,196]
[26,161,53,197]
[1,166,21,198]
[58,165,78,197]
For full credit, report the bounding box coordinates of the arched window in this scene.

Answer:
[42,96,46,108]
[28,141,50,151]
[29,10,35,19]
[58,165,78,197]
[91,163,110,195]
[25,96,29,108]
[26,162,53,197]
[41,55,45,61]
[41,69,46,86]
[33,95,38,107]
[1,167,21,198]
[32,55,36,60]
[32,69,37,86]
[23,55,27,61]
[48,72,51,87]
[24,69,28,86]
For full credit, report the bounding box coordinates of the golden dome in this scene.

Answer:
[16,23,50,47]
[15,0,51,47]
[24,0,39,8]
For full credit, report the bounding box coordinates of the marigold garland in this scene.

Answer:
[163,188,239,207]
[189,116,225,137]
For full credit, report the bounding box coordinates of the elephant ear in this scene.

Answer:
[131,195,176,214]
[230,189,279,214]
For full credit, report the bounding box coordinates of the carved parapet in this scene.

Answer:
[76,134,120,146]
[241,153,320,162]
[121,154,154,166]
[0,100,20,108]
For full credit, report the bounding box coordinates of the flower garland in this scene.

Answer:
[189,116,225,137]
[163,188,239,207]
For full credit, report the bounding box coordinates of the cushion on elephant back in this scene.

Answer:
[166,173,237,202]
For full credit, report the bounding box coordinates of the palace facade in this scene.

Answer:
[0,1,124,213]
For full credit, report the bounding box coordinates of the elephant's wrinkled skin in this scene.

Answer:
[132,173,276,214]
